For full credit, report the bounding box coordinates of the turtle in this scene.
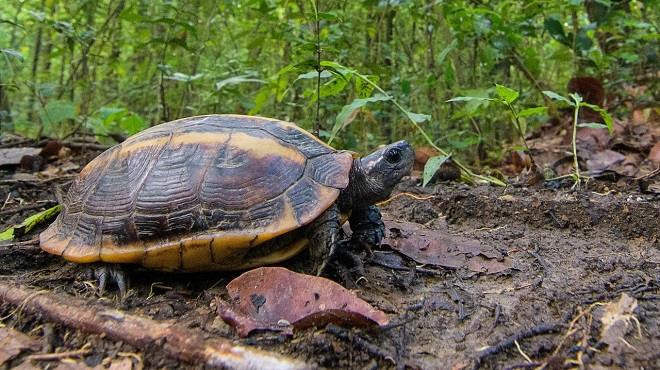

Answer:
[40,114,414,292]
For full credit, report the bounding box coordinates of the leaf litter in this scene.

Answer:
[381,219,513,275]
[216,267,389,337]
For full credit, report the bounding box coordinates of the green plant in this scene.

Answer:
[543,90,613,189]
[446,84,548,186]
[86,107,148,145]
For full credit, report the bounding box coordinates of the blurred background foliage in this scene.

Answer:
[0,0,657,163]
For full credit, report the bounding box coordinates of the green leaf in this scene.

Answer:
[577,122,608,129]
[575,26,594,51]
[215,75,267,90]
[1,49,24,62]
[29,11,45,22]
[100,107,127,119]
[120,115,146,135]
[165,73,204,82]
[542,90,573,105]
[404,110,431,124]
[316,12,341,21]
[495,84,519,104]
[436,39,458,66]
[544,17,570,46]
[423,155,449,187]
[308,76,350,104]
[329,95,391,144]
[39,100,76,125]
[355,74,378,98]
[294,70,332,82]
[446,96,494,103]
[320,60,356,77]
[249,87,272,115]
[294,59,321,71]
[0,205,61,241]
[569,93,583,105]
[518,106,548,118]
[580,103,613,133]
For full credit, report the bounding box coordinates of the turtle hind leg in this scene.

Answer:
[84,263,130,298]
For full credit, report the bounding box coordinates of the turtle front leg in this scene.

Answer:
[348,205,385,251]
[305,203,341,275]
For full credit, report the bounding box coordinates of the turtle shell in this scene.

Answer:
[40,115,355,271]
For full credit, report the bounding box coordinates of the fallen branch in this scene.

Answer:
[0,281,313,370]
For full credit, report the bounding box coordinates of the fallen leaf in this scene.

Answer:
[381,220,512,274]
[0,327,40,365]
[576,126,610,150]
[38,161,80,178]
[586,149,625,172]
[216,267,389,337]
[0,205,62,241]
[648,142,660,167]
[599,293,640,354]
[466,254,513,275]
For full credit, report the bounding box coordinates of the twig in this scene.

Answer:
[0,202,57,218]
[503,363,543,370]
[325,324,394,364]
[377,192,436,206]
[61,141,111,151]
[0,238,40,250]
[0,281,312,369]
[485,303,500,337]
[526,244,551,274]
[26,347,92,361]
[473,323,565,370]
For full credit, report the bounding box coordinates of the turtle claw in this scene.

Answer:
[349,205,385,249]
[85,264,130,298]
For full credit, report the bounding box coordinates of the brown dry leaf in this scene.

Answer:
[381,220,512,274]
[466,254,514,275]
[648,142,660,167]
[576,127,610,150]
[586,149,625,172]
[216,267,389,337]
[0,326,40,365]
[38,161,80,178]
[599,293,640,354]
[414,146,439,171]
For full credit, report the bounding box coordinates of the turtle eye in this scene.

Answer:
[384,148,402,164]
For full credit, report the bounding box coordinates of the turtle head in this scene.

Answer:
[339,141,414,210]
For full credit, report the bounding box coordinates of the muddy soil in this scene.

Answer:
[1,141,659,370]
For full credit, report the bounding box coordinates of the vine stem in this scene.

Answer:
[312,0,321,138]
[571,98,581,181]
[361,78,506,186]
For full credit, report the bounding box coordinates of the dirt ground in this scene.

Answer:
[1,140,659,370]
